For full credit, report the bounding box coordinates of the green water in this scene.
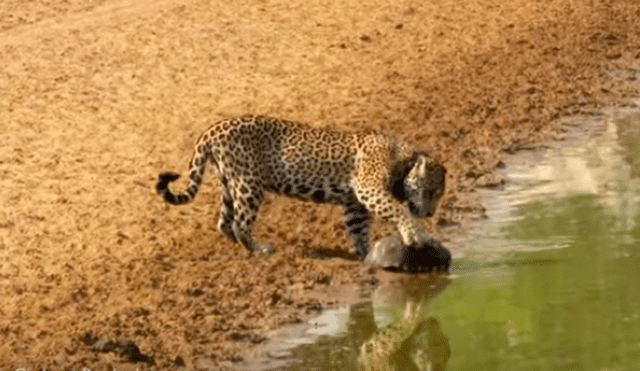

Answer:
[270,115,640,371]
[435,195,640,371]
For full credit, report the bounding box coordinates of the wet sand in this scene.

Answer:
[1,0,639,369]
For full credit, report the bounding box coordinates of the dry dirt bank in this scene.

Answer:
[1,0,639,369]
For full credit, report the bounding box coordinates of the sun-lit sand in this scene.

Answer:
[1,0,639,368]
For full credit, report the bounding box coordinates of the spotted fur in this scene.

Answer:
[157,116,446,257]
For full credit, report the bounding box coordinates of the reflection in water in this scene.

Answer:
[360,275,451,371]
[277,275,451,371]
[360,308,450,371]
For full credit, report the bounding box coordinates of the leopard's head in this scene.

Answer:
[389,154,446,218]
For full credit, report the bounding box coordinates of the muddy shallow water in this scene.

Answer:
[238,111,640,371]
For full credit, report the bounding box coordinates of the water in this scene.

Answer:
[254,113,640,371]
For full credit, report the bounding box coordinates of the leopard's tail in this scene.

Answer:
[157,143,210,205]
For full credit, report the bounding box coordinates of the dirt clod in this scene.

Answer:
[83,333,154,364]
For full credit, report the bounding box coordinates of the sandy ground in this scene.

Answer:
[1,0,639,369]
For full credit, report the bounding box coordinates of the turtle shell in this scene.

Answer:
[365,236,451,273]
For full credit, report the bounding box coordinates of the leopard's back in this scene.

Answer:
[207,116,360,203]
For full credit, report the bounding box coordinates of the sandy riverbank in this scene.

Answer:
[1,0,639,369]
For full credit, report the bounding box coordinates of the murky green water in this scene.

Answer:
[263,114,640,371]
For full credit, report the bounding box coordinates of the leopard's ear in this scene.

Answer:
[387,154,420,201]
[415,154,446,182]
[415,155,428,179]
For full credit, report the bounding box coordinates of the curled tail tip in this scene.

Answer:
[157,171,193,205]
[157,172,180,193]
[159,172,180,182]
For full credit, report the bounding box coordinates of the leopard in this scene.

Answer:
[156,115,446,260]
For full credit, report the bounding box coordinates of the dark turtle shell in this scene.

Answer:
[364,236,451,273]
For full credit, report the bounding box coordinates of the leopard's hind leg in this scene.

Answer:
[231,179,274,254]
[217,173,238,243]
